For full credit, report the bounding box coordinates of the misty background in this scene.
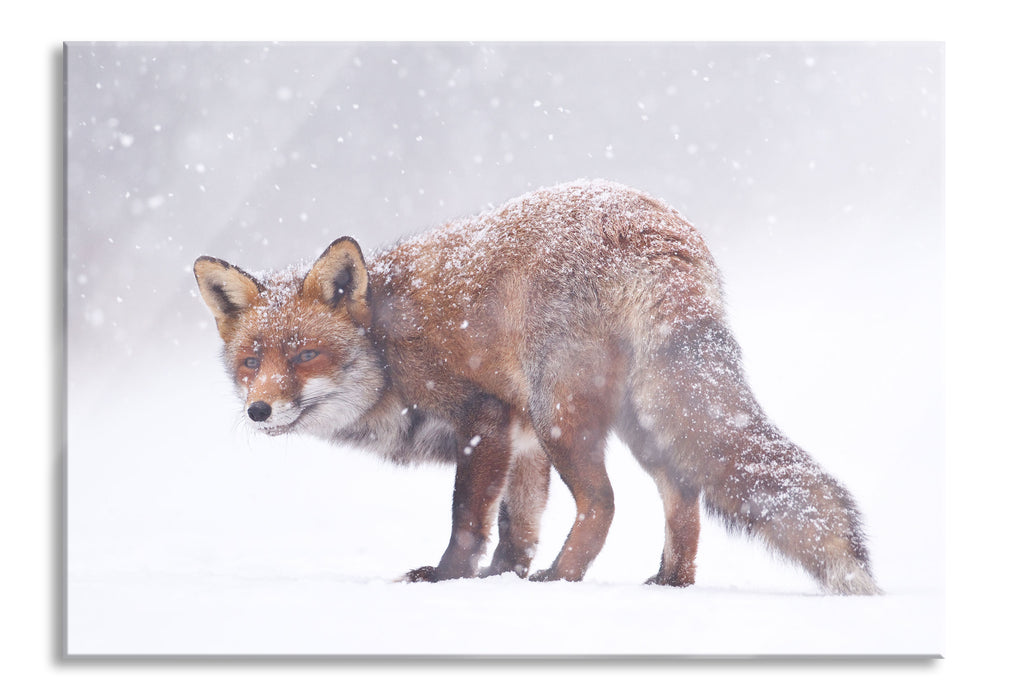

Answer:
[66,42,941,372]
[65,43,943,653]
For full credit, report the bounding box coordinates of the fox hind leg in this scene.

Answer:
[646,477,700,587]
[528,430,614,583]
[527,372,618,583]
[618,405,700,586]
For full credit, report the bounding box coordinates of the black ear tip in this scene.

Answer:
[193,257,265,293]
[193,257,210,277]
[323,236,366,259]
[194,255,226,272]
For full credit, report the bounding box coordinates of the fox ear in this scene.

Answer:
[193,256,264,334]
[302,237,372,327]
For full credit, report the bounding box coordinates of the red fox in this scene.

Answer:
[195,180,880,595]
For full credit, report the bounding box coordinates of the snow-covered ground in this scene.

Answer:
[66,339,941,656]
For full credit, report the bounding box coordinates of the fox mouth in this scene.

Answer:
[250,400,319,436]
[258,422,296,436]
[249,408,304,436]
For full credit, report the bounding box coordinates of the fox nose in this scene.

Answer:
[247,401,272,422]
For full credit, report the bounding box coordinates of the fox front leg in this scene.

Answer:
[480,424,551,579]
[402,395,513,582]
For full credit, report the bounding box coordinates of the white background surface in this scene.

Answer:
[2,1,1004,697]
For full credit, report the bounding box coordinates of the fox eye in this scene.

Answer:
[295,349,318,363]
[243,357,260,369]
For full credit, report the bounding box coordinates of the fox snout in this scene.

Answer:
[247,401,272,422]
[241,395,302,435]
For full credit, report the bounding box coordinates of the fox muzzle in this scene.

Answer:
[247,401,272,422]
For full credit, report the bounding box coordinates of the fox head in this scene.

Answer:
[194,237,385,439]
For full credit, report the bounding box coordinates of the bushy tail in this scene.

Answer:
[698,419,881,595]
[627,318,880,595]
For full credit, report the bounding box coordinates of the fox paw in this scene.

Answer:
[530,567,578,582]
[399,565,440,583]
[644,572,694,587]
[530,564,587,582]
[479,562,530,579]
